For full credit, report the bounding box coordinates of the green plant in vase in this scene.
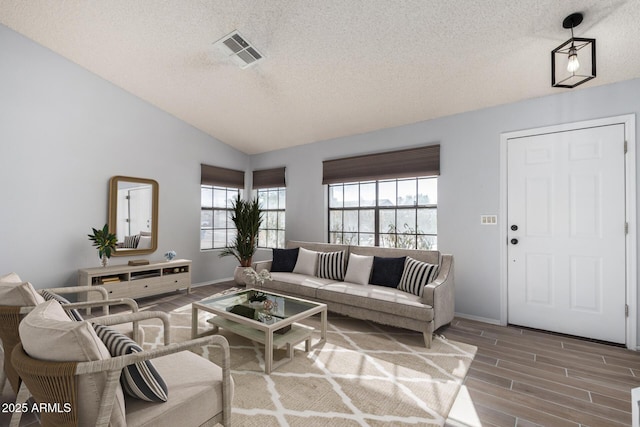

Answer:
[88,224,118,267]
[219,195,263,284]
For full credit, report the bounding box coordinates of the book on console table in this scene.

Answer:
[128,259,150,266]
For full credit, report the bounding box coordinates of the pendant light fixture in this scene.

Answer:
[551,13,596,88]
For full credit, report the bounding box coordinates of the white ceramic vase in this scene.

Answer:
[233,266,246,286]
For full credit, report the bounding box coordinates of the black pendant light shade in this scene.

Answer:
[551,13,596,88]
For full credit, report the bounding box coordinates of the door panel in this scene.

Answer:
[525,254,553,305]
[570,256,601,312]
[507,124,626,343]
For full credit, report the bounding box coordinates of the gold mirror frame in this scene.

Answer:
[108,176,159,256]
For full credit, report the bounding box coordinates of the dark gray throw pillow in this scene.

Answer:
[271,247,299,272]
[370,256,407,288]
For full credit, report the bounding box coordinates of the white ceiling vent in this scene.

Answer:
[213,30,263,69]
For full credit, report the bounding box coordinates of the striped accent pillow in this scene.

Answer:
[398,257,439,296]
[40,290,84,321]
[317,250,346,281]
[123,235,141,248]
[93,324,168,402]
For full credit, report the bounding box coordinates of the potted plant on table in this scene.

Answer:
[88,224,118,267]
[219,195,263,285]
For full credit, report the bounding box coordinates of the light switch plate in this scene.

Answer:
[481,215,497,225]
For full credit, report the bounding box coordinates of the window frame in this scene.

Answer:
[255,187,286,249]
[327,177,437,249]
[200,185,243,250]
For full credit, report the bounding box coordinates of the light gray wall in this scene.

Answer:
[250,78,640,326]
[0,24,247,287]
[3,22,640,340]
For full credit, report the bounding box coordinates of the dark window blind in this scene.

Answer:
[252,167,286,189]
[322,144,440,184]
[201,164,244,188]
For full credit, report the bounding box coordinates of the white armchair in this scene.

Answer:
[11,300,232,427]
[1,272,142,397]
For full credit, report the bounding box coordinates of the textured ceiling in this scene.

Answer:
[1,0,639,154]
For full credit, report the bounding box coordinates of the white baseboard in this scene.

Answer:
[454,312,503,326]
[191,277,234,288]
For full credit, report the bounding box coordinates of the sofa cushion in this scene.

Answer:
[126,351,232,426]
[271,247,299,272]
[398,257,439,296]
[266,273,336,299]
[370,256,406,288]
[287,241,350,254]
[343,253,374,285]
[19,300,127,427]
[93,324,168,402]
[317,282,433,321]
[350,246,440,265]
[317,250,346,281]
[0,274,45,306]
[293,247,318,276]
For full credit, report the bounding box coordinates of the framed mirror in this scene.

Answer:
[108,176,159,256]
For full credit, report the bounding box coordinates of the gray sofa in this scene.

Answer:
[253,241,454,348]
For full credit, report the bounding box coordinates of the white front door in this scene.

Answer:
[128,186,153,235]
[507,124,627,343]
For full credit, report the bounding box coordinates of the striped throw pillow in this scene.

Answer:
[317,250,346,281]
[398,257,439,297]
[123,235,141,248]
[93,324,168,402]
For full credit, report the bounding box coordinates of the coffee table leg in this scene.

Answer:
[191,306,199,339]
[320,309,327,343]
[265,330,274,374]
[287,343,294,360]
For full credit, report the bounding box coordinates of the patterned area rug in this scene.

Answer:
[141,292,476,427]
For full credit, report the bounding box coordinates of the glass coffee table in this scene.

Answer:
[192,289,327,374]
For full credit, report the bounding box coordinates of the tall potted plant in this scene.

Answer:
[88,224,118,267]
[219,195,263,284]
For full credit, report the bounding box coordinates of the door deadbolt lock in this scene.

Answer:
[510,238,519,245]
[511,225,518,231]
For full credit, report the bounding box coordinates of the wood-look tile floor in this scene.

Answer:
[128,283,640,426]
[3,282,639,426]
[441,318,640,427]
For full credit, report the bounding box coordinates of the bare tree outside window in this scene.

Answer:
[200,185,242,250]
[256,187,286,248]
[328,177,437,249]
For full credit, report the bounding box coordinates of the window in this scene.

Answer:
[200,186,242,250]
[253,167,287,249]
[200,164,244,250]
[323,145,440,249]
[328,177,437,249]
[255,187,286,248]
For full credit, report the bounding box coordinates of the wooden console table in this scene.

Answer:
[78,259,191,307]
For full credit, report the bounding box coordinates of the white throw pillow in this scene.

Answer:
[0,272,22,283]
[343,253,374,285]
[0,273,45,306]
[292,247,319,276]
[19,300,127,427]
[137,235,152,249]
